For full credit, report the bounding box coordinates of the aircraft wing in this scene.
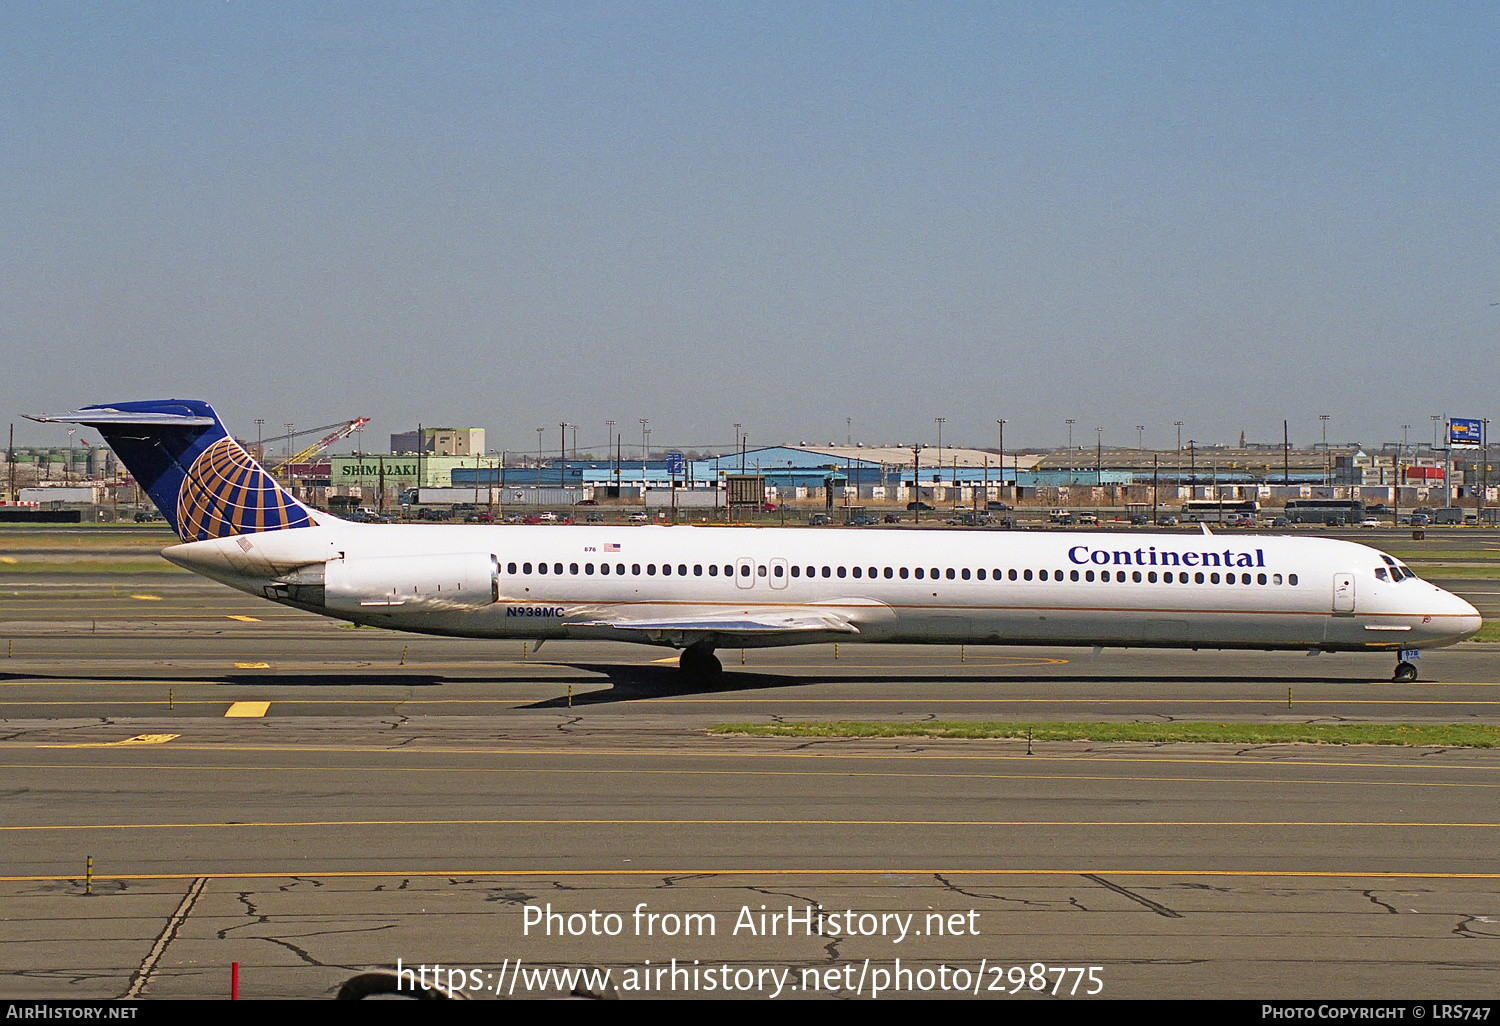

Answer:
[573,610,860,646]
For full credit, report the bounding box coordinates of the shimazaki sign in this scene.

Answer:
[330,457,420,487]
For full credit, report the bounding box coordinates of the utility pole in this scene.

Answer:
[1174,421,1183,452]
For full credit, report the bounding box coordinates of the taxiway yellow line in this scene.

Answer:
[3,817,1496,833]
[7,741,1500,771]
[224,701,269,717]
[4,761,1498,789]
[3,868,1500,883]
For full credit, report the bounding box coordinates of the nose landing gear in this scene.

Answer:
[1393,660,1418,682]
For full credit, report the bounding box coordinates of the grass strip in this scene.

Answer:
[710,721,1500,747]
[1469,622,1500,643]
[0,560,187,575]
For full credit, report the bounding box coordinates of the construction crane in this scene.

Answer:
[270,418,371,475]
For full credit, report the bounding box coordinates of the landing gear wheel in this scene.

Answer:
[1393,661,1418,683]
[679,646,723,681]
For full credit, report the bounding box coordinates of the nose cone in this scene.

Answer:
[1434,587,1482,644]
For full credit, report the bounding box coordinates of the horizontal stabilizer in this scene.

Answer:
[27,406,216,427]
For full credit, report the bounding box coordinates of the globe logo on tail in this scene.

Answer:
[176,437,318,539]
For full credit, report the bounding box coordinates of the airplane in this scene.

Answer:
[28,399,1482,682]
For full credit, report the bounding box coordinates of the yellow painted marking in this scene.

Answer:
[11,742,1500,772]
[3,868,1500,884]
[226,615,260,622]
[0,557,17,564]
[233,662,270,669]
[129,594,162,601]
[1,817,1494,833]
[37,733,179,749]
[224,701,269,717]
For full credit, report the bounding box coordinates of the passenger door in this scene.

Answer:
[1332,573,1356,615]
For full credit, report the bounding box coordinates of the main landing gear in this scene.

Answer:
[679,643,723,681]
[1393,660,1419,683]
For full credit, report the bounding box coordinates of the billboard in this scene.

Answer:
[1449,418,1484,448]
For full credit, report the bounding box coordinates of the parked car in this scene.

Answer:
[906,501,934,511]
[808,513,830,525]
[1269,516,1290,527]
[1359,517,1381,528]
[846,514,879,526]
[987,501,1014,512]
[1156,515,1178,527]
[537,511,558,522]
[626,511,649,522]
[883,514,902,524]
[1077,513,1099,526]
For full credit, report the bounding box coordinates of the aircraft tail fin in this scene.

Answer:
[26,400,320,541]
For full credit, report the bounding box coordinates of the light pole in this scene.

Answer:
[535,428,544,488]
[1066,419,1075,450]
[910,443,925,523]
[1095,427,1102,487]
[1432,415,1442,451]
[997,419,1005,500]
[1319,414,1330,487]
[1136,425,1144,450]
[1174,421,1182,451]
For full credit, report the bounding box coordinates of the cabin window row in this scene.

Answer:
[500,561,1298,587]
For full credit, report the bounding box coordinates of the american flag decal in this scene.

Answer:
[604,543,621,552]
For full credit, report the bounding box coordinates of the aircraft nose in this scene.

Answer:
[1441,589,1482,641]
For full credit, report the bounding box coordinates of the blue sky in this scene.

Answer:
[3,2,1497,454]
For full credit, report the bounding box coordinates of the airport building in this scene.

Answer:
[389,427,485,457]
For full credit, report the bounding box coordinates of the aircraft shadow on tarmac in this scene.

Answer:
[515,663,1400,709]
[0,666,1410,707]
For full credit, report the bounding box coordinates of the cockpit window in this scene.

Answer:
[1375,568,1388,581]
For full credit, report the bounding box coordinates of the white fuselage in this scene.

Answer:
[160,522,1481,654]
